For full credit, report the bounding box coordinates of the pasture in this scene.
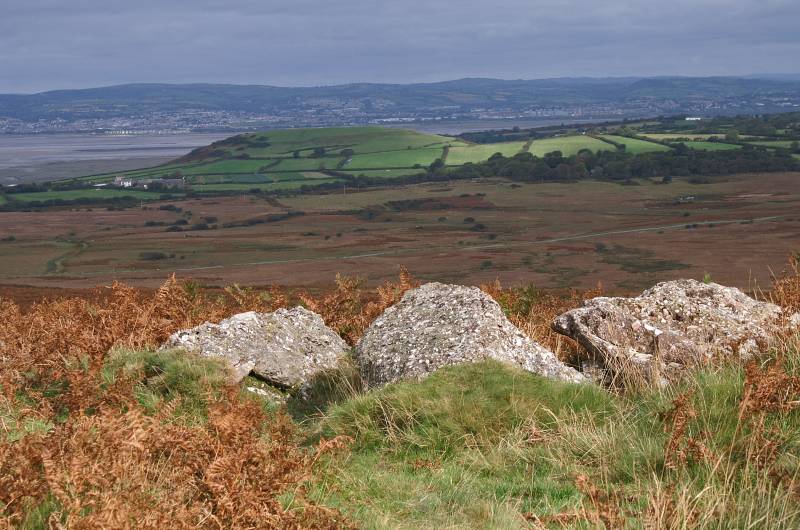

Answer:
[600,135,672,154]
[445,142,527,165]
[527,135,612,156]
[6,188,168,203]
[681,141,742,151]
[745,140,798,149]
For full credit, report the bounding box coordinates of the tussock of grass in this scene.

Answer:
[2,263,799,528]
[102,348,230,423]
[310,348,800,529]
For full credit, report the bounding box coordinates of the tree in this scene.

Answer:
[428,158,445,172]
[724,129,740,142]
[543,150,563,168]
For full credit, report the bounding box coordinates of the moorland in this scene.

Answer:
[0,113,799,295]
[3,110,800,530]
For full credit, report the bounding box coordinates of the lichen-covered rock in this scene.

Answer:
[164,307,349,388]
[552,279,794,385]
[356,282,583,387]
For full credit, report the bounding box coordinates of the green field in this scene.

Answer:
[176,158,274,175]
[341,168,426,178]
[69,129,655,194]
[601,135,672,154]
[61,124,798,200]
[445,142,527,165]
[6,189,168,203]
[77,128,473,191]
[642,133,726,141]
[681,141,742,151]
[346,148,444,169]
[527,136,613,157]
[228,127,462,158]
[271,157,342,172]
[190,173,273,184]
[191,179,341,193]
[745,140,798,149]
[79,129,619,191]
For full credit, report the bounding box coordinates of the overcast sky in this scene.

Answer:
[2,0,799,94]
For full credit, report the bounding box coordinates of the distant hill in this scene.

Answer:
[2,76,800,127]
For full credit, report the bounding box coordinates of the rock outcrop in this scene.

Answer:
[552,279,794,385]
[356,282,583,386]
[164,307,349,388]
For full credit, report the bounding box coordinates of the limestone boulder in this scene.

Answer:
[164,307,349,388]
[356,282,583,387]
[553,279,795,385]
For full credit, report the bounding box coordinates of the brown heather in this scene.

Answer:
[299,266,419,346]
[0,277,355,529]
[1,262,798,528]
[480,279,603,363]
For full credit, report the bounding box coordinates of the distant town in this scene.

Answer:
[2,77,799,135]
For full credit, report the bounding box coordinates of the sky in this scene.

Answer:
[2,0,799,94]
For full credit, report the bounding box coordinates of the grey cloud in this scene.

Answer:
[1,0,798,93]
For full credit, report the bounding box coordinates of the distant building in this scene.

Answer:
[114,176,134,187]
[685,117,703,121]
[112,176,187,190]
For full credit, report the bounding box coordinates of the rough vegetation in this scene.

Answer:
[1,260,799,528]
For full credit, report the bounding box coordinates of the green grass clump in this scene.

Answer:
[309,343,800,529]
[311,361,617,528]
[101,348,231,423]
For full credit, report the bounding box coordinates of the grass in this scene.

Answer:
[527,136,614,157]
[74,128,463,187]
[308,347,800,529]
[189,173,273,184]
[641,133,727,141]
[273,157,344,172]
[445,142,528,165]
[601,135,673,154]
[101,348,231,423]
[175,158,275,175]
[307,361,616,528]
[2,270,800,528]
[341,168,425,178]
[6,189,168,202]
[681,141,742,151]
[191,178,342,192]
[746,140,798,149]
[237,127,458,158]
[346,148,444,169]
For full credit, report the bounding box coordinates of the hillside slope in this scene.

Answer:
[1,265,799,528]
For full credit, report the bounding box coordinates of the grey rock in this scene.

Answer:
[356,282,583,387]
[244,385,288,404]
[164,307,349,388]
[553,279,793,384]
